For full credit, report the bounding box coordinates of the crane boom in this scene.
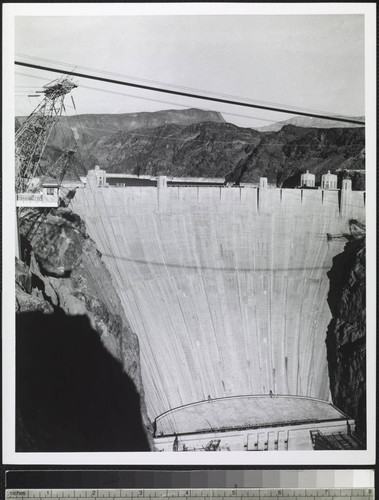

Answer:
[15,76,77,193]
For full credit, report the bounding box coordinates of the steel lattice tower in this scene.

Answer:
[15,76,77,193]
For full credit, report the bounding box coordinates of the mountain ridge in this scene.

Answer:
[80,121,365,187]
[257,115,365,132]
[15,108,226,151]
[16,108,365,188]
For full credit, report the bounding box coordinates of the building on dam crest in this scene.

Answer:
[300,170,316,188]
[83,166,353,193]
[321,170,338,190]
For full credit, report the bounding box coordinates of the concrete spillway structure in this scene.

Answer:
[70,184,365,437]
[154,395,353,451]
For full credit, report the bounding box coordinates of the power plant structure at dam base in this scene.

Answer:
[70,173,366,452]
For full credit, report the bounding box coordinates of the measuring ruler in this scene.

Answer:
[5,489,375,499]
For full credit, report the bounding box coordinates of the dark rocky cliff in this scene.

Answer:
[80,122,365,187]
[16,108,364,187]
[16,207,154,451]
[326,225,366,442]
[15,108,226,151]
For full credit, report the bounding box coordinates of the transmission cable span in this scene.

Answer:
[22,73,280,128]
[15,72,284,125]
[16,74,278,125]
[15,61,365,126]
[16,71,360,127]
[15,53,364,120]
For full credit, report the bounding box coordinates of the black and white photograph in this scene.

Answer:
[3,3,376,464]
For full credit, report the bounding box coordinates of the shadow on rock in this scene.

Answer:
[16,311,151,452]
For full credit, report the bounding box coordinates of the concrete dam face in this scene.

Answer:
[71,185,365,428]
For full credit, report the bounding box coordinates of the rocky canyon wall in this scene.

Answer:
[326,232,366,440]
[16,207,154,451]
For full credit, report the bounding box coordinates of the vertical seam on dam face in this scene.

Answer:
[70,186,365,423]
[257,188,260,212]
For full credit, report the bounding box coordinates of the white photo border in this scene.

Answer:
[2,2,376,465]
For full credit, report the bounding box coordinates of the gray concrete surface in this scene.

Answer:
[155,394,347,436]
[71,185,365,423]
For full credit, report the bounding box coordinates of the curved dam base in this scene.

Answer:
[154,395,354,452]
[155,394,349,435]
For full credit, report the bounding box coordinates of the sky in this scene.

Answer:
[13,9,366,129]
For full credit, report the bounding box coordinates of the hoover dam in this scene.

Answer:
[70,176,365,450]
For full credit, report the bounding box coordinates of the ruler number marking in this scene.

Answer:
[5,488,375,499]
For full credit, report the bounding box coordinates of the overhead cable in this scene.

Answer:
[15,61,365,126]
[16,53,357,118]
[15,71,277,125]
